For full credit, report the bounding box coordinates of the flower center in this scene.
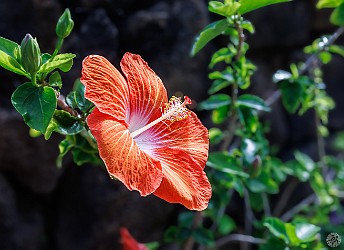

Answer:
[130,96,192,139]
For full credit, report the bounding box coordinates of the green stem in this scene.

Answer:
[31,72,38,86]
[52,37,64,59]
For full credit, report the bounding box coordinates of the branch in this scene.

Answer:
[216,234,266,248]
[264,26,344,107]
[280,194,317,222]
[57,94,80,118]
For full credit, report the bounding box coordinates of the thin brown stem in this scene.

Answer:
[183,212,204,250]
[272,178,299,217]
[242,188,254,250]
[57,94,80,118]
[216,234,266,248]
[280,194,317,222]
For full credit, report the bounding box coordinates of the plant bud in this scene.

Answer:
[56,8,74,39]
[249,155,262,178]
[20,34,42,75]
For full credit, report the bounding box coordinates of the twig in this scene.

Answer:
[57,94,80,118]
[262,193,271,217]
[280,194,317,222]
[216,234,266,248]
[272,178,299,217]
[264,26,344,108]
[242,188,254,250]
[183,212,204,250]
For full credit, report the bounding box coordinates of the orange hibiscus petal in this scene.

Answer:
[152,148,211,211]
[120,227,147,250]
[133,111,211,210]
[87,108,163,196]
[81,55,129,121]
[120,52,168,133]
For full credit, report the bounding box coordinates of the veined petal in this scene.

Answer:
[120,52,168,133]
[120,227,147,250]
[143,112,209,169]
[134,112,211,210]
[87,108,163,196]
[152,148,211,211]
[81,55,129,121]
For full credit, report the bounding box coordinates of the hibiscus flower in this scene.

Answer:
[80,52,211,210]
[120,227,147,250]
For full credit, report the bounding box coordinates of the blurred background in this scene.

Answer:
[0,0,343,249]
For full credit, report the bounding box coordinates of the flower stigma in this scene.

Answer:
[130,96,192,139]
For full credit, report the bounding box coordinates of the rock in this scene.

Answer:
[0,110,61,194]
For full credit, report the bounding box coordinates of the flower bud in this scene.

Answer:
[20,34,42,75]
[56,8,74,39]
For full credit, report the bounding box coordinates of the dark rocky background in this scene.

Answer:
[0,0,343,249]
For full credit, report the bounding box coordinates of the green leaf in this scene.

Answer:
[294,151,315,173]
[11,82,57,133]
[39,53,76,73]
[209,128,224,145]
[208,79,232,95]
[208,0,241,17]
[46,110,84,138]
[236,94,270,112]
[218,215,236,235]
[192,228,214,245]
[246,171,279,193]
[198,94,231,110]
[73,79,93,113]
[238,0,292,15]
[0,36,21,59]
[209,47,234,68]
[328,44,344,57]
[310,171,334,205]
[264,217,291,244]
[318,51,332,64]
[237,106,259,133]
[330,3,344,26]
[212,105,230,124]
[57,138,73,168]
[279,80,304,113]
[294,223,320,242]
[207,152,250,178]
[272,70,292,83]
[317,0,344,8]
[49,71,62,89]
[191,19,230,56]
[242,20,255,33]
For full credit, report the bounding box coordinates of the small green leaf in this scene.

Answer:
[191,19,230,56]
[0,36,21,59]
[73,79,93,113]
[294,223,320,242]
[49,71,62,89]
[242,20,255,33]
[207,152,250,178]
[0,50,28,76]
[328,44,344,57]
[237,106,259,133]
[11,82,57,133]
[278,80,304,113]
[192,228,214,245]
[318,51,332,64]
[317,0,344,8]
[209,128,224,145]
[238,0,292,15]
[272,70,292,83]
[46,110,84,139]
[208,79,232,95]
[208,0,241,17]
[294,151,315,173]
[209,47,234,68]
[198,94,231,110]
[218,215,236,235]
[330,3,344,26]
[236,94,270,112]
[212,105,230,124]
[39,53,76,73]
[56,138,73,168]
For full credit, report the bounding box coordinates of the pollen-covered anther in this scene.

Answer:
[163,96,192,123]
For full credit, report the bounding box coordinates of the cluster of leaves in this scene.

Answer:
[161,0,344,249]
[0,9,100,167]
